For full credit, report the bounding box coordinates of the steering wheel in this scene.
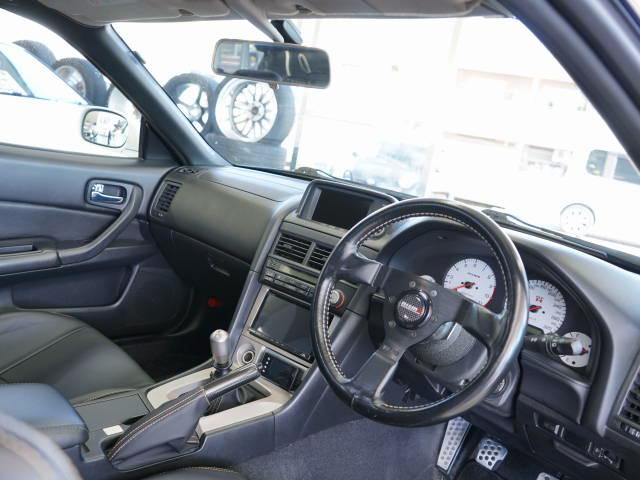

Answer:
[311,199,528,426]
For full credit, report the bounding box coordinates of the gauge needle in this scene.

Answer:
[453,281,475,291]
[529,305,543,312]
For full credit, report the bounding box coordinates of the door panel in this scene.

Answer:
[0,148,189,339]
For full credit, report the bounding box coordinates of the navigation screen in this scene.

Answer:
[311,188,373,229]
[250,293,313,360]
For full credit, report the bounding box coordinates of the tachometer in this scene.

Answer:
[443,258,496,306]
[528,280,566,334]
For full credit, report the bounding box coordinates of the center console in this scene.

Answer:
[145,180,394,433]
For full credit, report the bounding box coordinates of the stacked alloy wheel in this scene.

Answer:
[13,40,108,106]
[163,74,295,145]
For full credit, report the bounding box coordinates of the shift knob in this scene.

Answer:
[210,329,231,368]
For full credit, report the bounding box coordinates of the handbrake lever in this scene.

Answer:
[108,363,259,470]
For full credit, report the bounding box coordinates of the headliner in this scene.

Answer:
[37,0,507,26]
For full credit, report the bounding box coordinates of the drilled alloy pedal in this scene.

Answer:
[536,474,560,480]
[475,437,508,470]
[436,417,471,472]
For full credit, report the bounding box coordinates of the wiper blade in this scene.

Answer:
[483,208,640,272]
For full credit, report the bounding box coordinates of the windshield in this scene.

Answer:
[116,17,640,257]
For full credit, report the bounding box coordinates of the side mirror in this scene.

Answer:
[82,109,128,148]
[212,39,330,89]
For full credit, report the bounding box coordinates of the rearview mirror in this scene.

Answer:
[212,39,330,89]
[82,109,128,148]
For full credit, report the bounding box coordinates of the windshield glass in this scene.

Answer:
[116,17,640,256]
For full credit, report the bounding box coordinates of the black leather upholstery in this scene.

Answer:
[0,384,88,449]
[0,311,152,402]
[0,411,246,480]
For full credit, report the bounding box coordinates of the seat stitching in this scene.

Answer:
[0,327,87,376]
[109,388,205,460]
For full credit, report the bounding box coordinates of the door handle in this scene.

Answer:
[87,181,127,207]
[90,190,124,204]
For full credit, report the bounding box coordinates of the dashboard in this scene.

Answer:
[149,165,640,480]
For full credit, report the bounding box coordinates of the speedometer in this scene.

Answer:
[443,258,496,306]
[527,280,566,333]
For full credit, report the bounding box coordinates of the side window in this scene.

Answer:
[614,155,640,185]
[586,150,607,177]
[0,9,140,157]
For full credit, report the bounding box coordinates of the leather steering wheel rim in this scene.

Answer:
[311,198,528,427]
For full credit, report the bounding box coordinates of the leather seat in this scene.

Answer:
[0,411,246,480]
[0,311,152,403]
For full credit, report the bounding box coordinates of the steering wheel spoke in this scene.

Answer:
[336,247,384,287]
[454,299,503,352]
[348,338,406,400]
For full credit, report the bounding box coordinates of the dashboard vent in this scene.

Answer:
[617,370,640,441]
[308,244,333,271]
[176,167,200,174]
[274,233,311,264]
[155,182,180,215]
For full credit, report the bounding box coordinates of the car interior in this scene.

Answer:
[1,1,640,480]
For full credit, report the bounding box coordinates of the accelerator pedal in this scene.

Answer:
[475,437,508,471]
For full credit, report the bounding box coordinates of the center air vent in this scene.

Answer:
[308,244,333,271]
[154,182,180,216]
[273,233,311,264]
[616,369,640,441]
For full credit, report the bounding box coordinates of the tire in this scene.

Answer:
[53,58,108,106]
[13,40,56,67]
[560,204,595,236]
[212,78,295,144]
[164,73,218,134]
[107,85,138,118]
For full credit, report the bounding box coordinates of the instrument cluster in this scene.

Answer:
[389,227,594,371]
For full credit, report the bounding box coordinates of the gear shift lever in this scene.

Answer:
[210,329,231,377]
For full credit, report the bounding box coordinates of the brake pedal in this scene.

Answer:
[436,417,471,473]
[536,474,560,480]
[475,437,508,471]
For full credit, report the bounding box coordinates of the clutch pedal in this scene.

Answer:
[536,474,560,480]
[475,437,508,471]
[436,417,471,473]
